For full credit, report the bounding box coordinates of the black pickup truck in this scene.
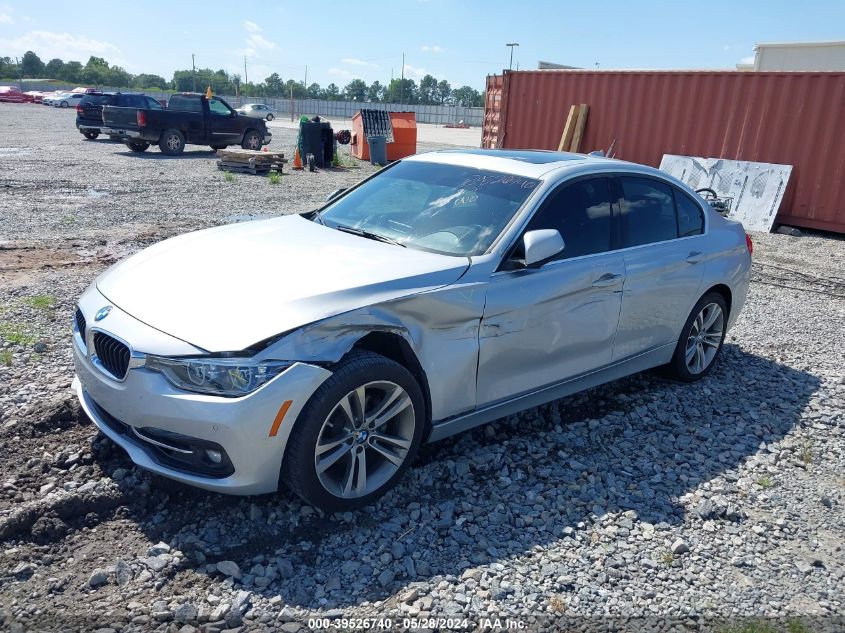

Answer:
[101,93,271,155]
[76,92,164,140]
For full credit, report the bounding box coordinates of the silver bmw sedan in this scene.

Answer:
[72,149,751,510]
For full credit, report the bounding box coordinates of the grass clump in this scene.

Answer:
[799,441,814,465]
[268,171,282,185]
[0,323,37,347]
[25,295,56,310]
[1,349,12,366]
[756,475,774,489]
[223,171,235,183]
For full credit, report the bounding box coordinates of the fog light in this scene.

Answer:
[205,449,223,464]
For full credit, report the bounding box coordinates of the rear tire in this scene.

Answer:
[241,130,262,151]
[82,131,100,140]
[125,141,150,153]
[282,351,425,512]
[159,128,185,155]
[266,114,274,121]
[210,144,228,151]
[665,292,728,382]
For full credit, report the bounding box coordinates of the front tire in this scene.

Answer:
[282,351,425,512]
[266,113,274,121]
[241,130,262,150]
[159,128,185,155]
[666,292,728,382]
[60,101,68,108]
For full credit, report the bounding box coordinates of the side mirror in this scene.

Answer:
[523,229,565,267]
[326,188,347,202]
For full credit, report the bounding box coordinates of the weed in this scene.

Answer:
[61,215,76,224]
[756,475,774,489]
[332,151,358,168]
[787,619,814,633]
[660,552,675,566]
[799,441,814,465]
[717,621,779,633]
[268,171,281,185]
[25,295,56,310]
[223,171,235,183]
[548,594,566,613]
[1,349,12,366]
[0,323,36,347]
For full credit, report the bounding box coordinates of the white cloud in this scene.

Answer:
[0,12,13,24]
[739,55,755,65]
[420,45,443,53]
[0,30,122,63]
[341,57,377,67]
[722,45,731,51]
[402,63,432,80]
[238,20,276,58]
[328,67,354,80]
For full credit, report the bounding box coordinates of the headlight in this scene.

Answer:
[145,355,292,397]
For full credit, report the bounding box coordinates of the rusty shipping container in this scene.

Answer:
[483,70,845,233]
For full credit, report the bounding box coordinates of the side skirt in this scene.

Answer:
[426,343,674,442]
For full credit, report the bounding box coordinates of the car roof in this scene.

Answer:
[407,148,685,184]
[406,149,628,179]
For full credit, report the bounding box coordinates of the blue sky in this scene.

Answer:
[1,0,844,89]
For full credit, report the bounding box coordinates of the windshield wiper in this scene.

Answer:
[311,210,326,225]
[333,224,406,248]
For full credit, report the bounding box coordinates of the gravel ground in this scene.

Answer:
[1,103,844,632]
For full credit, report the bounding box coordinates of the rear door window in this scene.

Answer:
[169,95,202,112]
[675,192,705,237]
[618,177,678,247]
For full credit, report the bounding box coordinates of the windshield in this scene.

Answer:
[319,161,540,256]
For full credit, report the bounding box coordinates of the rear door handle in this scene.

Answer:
[686,251,704,264]
[592,273,624,287]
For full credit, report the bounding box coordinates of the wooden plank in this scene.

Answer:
[557,105,579,152]
[569,104,589,153]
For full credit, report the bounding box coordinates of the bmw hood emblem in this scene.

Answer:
[94,306,112,321]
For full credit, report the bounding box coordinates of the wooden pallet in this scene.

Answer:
[216,149,287,175]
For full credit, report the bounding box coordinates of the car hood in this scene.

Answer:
[96,215,469,352]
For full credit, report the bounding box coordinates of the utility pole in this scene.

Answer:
[304,66,308,88]
[399,52,405,105]
[506,42,519,71]
[243,56,248,97]
[191,53,196,92]
[15,56,22,91]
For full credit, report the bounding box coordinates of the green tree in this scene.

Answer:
[418,74,438,104]
[133,73,168,89]
[324,82,341,100]
[343,78,368,101]
[305,82,321,98]
[284,79,305,98]
[385,78,418,104]
[264,73,284,96]
[436,79,452,105]
[44,58,64,79]
[0,57,16,79]
[20,51,45,78]
[60,61,83,83]
[451,85,482,107]
[367,81,384,102]
[82,56,110,84]
[107,66,131,88]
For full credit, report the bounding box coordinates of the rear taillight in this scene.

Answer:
[745,233,753,256]
[137,110,146,127]
[75,104,82,114]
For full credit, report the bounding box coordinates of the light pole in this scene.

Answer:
[506,42,519,71]
[191,53,196,92]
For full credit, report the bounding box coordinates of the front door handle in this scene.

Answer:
[592,273,624,287]
[686,251,704,264]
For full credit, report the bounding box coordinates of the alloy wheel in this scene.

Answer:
[685,302,724,374]
[166,134,181,151]
[314,380,415,499]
